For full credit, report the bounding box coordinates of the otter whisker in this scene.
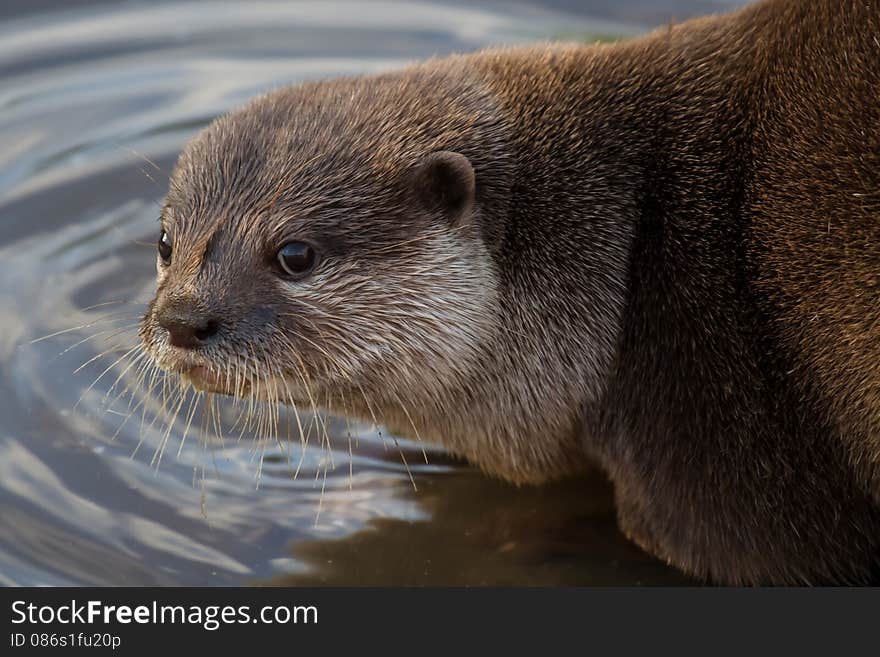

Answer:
[353,380,386,451]
[316,411,334,472]
[232,398,252,446]
[255,427,267,488]
[121,146,162,172]
[253,352,280,489]
[208,390,226,453]
[314,461,328,527]
[139,361,164,441]
[226,400,247,440]
[236,353,246,400]
[29,310,134,344]
[250,401,272,486]
[103,351,152,416]
[283,361,312,483]
[122,348,158,412]
[53,322,141,360]
[73,343,141,410]
[263,347,282,447]
[196,393,210,484]
[78,299,132,312]
[129,363,160,458]
[261,351,301,482]
[197,395,213,521]
[338,388,355,490]
[357,382,418,492]
[176,389,202,458]
[159,366,172,415]
[72,338,138,375]
[244,351,257,433]
[392,435,417,493]
[292,423,311,481]
[151,381,189,468]
[111,391,150,444]
[138,370,182,461]
[391,393,430,465]
[224,358,233,401]
[204,393,223,481]
[102,348,149,406]
[274,336,331,465]
[278,320,353,380]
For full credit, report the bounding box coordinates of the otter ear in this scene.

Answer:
[411,150,475,224]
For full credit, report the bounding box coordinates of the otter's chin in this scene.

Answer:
[181,366,243,396]
[180,366,318,407]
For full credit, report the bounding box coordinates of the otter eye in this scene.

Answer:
[277,241,317,278]
[158,230,172,265]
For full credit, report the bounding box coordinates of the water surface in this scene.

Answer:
[0,0,743,586]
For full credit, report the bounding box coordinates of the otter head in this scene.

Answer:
[140,66,514,448]
[141,60,627,485]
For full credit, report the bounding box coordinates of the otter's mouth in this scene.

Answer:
[145,335,321,404]
[181,366,245,395]
[177,364,318,407]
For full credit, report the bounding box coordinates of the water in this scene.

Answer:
[0,0,744,587]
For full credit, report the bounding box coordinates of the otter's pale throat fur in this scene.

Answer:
[141,0,880,585]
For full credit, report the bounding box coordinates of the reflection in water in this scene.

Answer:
[265,471,692,586]
[0,0,747,586]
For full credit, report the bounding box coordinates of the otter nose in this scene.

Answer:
[157,308,220,349]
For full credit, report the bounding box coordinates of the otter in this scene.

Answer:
[139,0,880,585]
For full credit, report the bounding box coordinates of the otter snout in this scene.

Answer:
[156,302,221,349]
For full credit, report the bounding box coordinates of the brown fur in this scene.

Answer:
[142,0,880,584]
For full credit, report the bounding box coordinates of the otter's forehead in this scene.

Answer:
[163,65,505,236]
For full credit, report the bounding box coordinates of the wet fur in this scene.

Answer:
[142,0,880,584]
